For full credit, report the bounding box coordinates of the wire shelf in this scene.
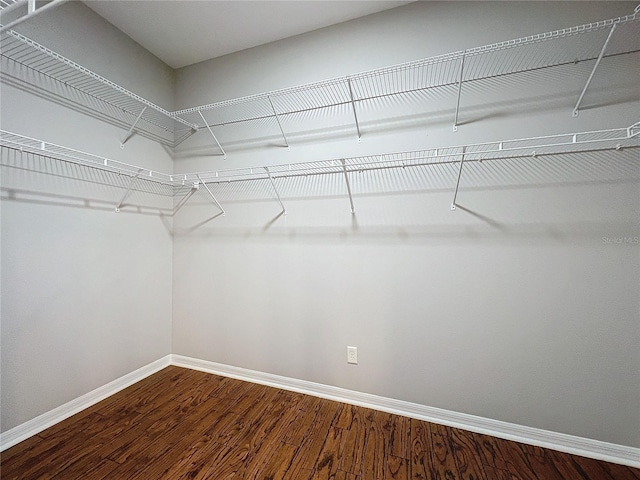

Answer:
[0,29,197,146]
[175,12,640,140]
[0,130,174,185]
[0,0,20,10]
[1,10,638,149]
[185,123,640,185]
[3,122,638,215]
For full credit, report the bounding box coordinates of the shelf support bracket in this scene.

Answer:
[572,23,617,117]
[340,159,355,214]
[0,0,70,34]
[264,166,286,215]
[198,111,226,159]
[453,54,466,132]
[451,146,467,211]
[120,106,147,148]
[347,78,362,142]
[115,169,142,213]
[196,175,225,216]
[267,95,290,149]
[172,188,197,216]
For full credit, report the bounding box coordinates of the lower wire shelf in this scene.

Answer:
[1,121,639,215]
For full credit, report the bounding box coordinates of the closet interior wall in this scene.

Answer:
[171,1,640,449]
[1,0,639,451]
[0,3,174,433]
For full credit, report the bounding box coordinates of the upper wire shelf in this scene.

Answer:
[175,11,640,142]
[0,29,197,147]
[1,9,638,150]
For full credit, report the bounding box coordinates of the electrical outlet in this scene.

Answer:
[347,346,358,364]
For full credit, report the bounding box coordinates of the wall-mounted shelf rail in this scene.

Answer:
[1,10,638,151]
[0,130,174,185]
[3,122,637,215]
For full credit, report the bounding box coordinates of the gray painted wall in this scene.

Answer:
[0,3,174,432]
[171,1,640,448]
[1,0,638,450]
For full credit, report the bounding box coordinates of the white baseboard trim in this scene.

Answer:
[0,355,171,452]
[171,354,640,469]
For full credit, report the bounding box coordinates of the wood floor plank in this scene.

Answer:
[283,400,342,480]
[386,454,409,480]
[473,432,511,471]
[284,400,322,446]
[3,366,640,480]
[252,441,299,480]
[448,427,488,480]
[234,407,301,480]
[337,405,370,475]
[410,419,433,480]
[334,471,361,480]
[430,423,460,480]
[481,465,516,479]
[362,413,386,480]
[309,425,348,480]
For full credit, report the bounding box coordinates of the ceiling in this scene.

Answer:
[83,1,414,69]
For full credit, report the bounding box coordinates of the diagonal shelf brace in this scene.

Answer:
[450,146,467,211]
[453,53,466,132]
[198,111,226,159]
[196,175,226,216]
[120,106,147,148]
[264,166,286,215]
[172,188,197,216]
[347,78,362,142]
[0,0,70,34]
[267,95,290,149]
[340,159,355,214]
[115,169,142,212]
[573,23,617,117]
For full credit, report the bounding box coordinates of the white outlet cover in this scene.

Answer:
[347,346,358,364]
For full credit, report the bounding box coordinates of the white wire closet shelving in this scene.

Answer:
[1,9,639,150]
[2,122,638,214]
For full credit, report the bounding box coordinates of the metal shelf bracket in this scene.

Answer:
[0,0,70,34]
[172,187,198,216]
[347,78,362,142]
[573,23,618,117]
[341,159,355,214]
[115,169,142,212]
[264,166,286,215]
[450,146,467,211]
[120,106,147,148]
[453,54,466,132]
[268,95,290,149]
[198,111,226,159]
[196,174,225,216]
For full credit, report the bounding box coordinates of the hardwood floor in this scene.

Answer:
[2,366,639,479]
